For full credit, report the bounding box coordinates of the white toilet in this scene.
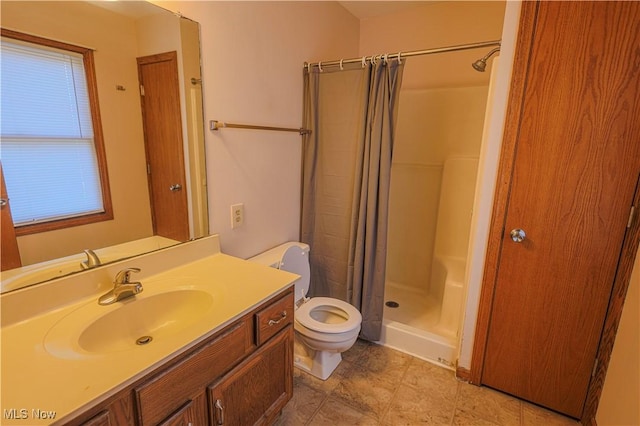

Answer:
[249,242,362,380]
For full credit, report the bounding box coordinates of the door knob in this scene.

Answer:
[0,198,7,207]
[169,184,182,192]
[510,228,526,243]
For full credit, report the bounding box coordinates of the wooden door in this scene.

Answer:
[1,163,21,271]
[137,51,189,242]
[479,1,640,418]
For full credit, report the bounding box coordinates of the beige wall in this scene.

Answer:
[136,11,181,56]
[2,1,153,264]
[387,87,488,291]
[359,1,506,89]
[597,252,640,425]
[154,1,360,259]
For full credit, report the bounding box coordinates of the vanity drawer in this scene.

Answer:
[134,318,252,426]
[255,290,294,346]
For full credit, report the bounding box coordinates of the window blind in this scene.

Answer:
[1,38,104,226]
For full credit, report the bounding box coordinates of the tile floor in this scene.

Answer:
[275,339,579,425]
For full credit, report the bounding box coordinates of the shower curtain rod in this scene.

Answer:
[209,40,500,137]
[304,39,501,70]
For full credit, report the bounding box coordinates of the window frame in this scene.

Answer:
[1,28,113,236]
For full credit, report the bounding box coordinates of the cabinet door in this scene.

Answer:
[209,326,293,426]
[80,411,110,426]
[158,392,208,426]
[71,391,135,426]
[480,0,640,419]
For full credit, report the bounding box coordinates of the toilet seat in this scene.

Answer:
[248,242,363,380]
[296,297,362,334]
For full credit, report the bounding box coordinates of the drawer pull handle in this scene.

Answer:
[215,399,224,425]
[268,311,287,326]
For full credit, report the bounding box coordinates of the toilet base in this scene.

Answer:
[294,339,342,381]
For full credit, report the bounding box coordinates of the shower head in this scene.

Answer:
[472,58,488,72]
[472,47,501,72]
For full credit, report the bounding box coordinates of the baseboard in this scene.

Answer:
[456,366,472,382]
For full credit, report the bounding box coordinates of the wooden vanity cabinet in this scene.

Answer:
[134,318,254,425]
[68,287,293,426]
[74,391,136,426]
[209,327,293,426]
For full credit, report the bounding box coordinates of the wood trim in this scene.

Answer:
[0,28,93,54]
[581,176,640,423]
[84,41,113,227]
[468,0,540,385]
[136,50,178,66]
[455,366,471,382]
[14,211,114,237]
[1,28,113,236]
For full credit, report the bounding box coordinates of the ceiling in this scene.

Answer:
[338,1,434,19]
[90,1,433,21]
[87,1,165,19]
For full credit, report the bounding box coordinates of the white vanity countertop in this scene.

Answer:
[0,238,298,425]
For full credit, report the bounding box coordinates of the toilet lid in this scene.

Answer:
[280,245,310,299]
[296,297,362,334]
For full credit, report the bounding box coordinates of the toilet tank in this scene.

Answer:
[248,242,310,268]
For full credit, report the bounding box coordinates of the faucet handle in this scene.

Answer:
[114,267,141,284]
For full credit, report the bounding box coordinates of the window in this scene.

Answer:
[0,29,112,235]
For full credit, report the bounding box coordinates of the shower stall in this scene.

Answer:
[377,65,497,368]
[300,33,503,367]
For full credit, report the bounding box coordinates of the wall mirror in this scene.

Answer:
[0,1,208,293]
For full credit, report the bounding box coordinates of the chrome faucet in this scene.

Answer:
[80,249,102,270]
[98,267,143,305]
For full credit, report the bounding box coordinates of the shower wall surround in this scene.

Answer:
[387,86,489,294]
[357,1,505,365]
[382,86,489,365]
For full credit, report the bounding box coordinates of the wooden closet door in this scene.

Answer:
[1,163,21,271]
[137,51,189,242]
[481,1,640,418]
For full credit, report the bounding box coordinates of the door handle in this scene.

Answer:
[0,198,7,207]
[509,228,526,243]
[215,399,224,425]
[268,311,288,326]
[169,184,182,192]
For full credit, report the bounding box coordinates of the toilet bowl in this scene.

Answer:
[249,242,362,380]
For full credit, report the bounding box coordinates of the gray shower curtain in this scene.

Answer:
[301,58,404,341]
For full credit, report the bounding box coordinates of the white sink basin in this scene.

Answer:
[44,288,214,358]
